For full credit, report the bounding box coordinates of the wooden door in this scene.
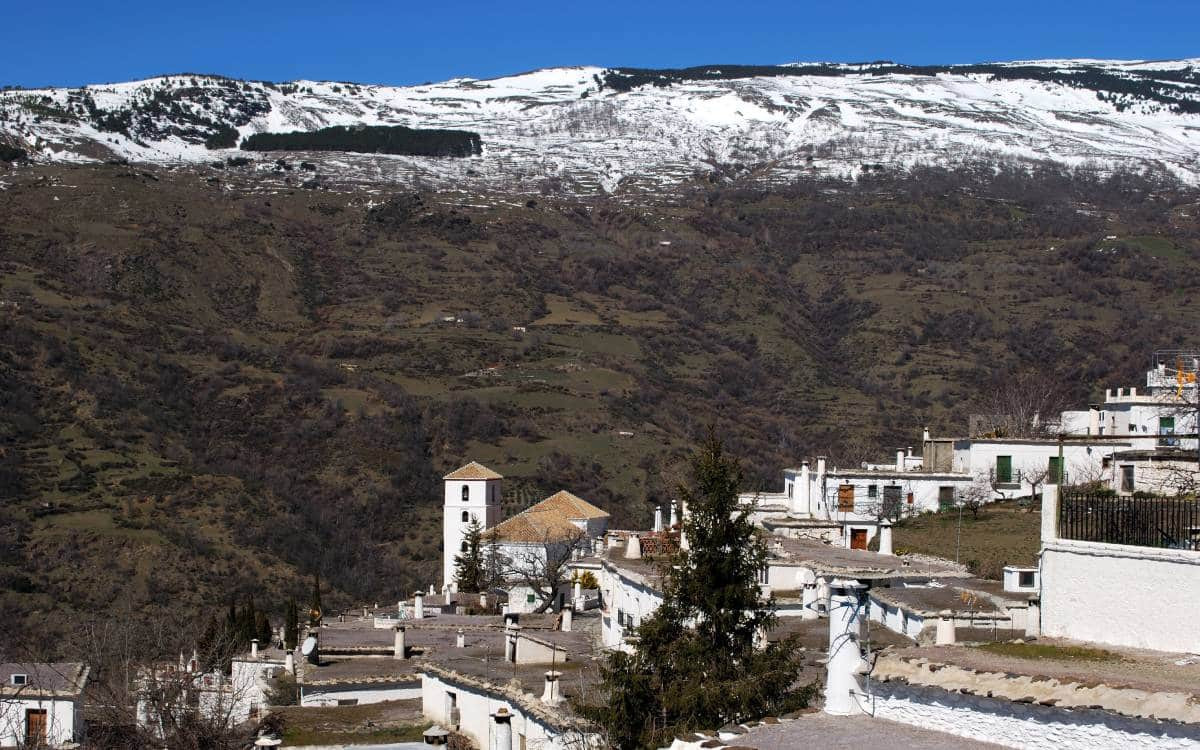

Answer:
[25,709,47,747]
[837,484,855,512]
[850,529,868,550]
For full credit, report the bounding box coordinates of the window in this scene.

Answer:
[10,674,27,686]
[1159,417,1177,447]
[1018,571,1036,588]
[786,482,793,498]
[527,593,535,604]
[867,485,877,498]
[1048,456,1062,485]
[461,541,468,553]
[461,484,470,502]
[757,566,769,585]
[461,510,470,522]
[938,486,956,509]
[337,699,358,706]
[1121,465,1135,492]
[996,455,1013,484]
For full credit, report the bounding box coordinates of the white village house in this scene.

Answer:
[0,663,89,748]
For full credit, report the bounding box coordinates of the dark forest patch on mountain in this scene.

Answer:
[242,124,482,157]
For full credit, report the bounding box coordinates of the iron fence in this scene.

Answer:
[1059,493,1200,550]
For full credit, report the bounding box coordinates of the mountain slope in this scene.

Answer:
[2,59,1199,193]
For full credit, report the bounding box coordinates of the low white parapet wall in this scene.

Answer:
[1041,539,1200,653]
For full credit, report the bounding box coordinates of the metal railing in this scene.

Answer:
[1059,492,1200,550]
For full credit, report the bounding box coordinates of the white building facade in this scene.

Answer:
[442,462,504,588]
[0,664,88,748]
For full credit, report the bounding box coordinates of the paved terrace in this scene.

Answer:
[728,712,1004,749]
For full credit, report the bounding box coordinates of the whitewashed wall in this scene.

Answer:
[599,564,663,648]
[421,672,577,750]
[1042,540,1200,653]
[0,697,79,747]
[870,681,1200,749]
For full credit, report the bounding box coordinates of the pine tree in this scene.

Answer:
[582,435,811,748]
[453,517,487,593]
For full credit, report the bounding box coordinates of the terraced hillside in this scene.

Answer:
[1,159,1198,650]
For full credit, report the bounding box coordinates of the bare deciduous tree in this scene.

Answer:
[493,527,587,614]
[972,370,1073,438]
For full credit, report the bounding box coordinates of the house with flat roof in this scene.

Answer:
[0,662,89,748]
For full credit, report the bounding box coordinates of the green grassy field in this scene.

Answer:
[892,501,1041,579]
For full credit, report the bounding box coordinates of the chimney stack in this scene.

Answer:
[393,625,407,660]
[896,449,905,472]
[479,592,489,609]
[491,708,513,750]
[653,506,663,532]
[284,650,295,675]
[793,461,811,517]
[922,426,931,442]
[541,671,563,706]
[669,503,678,528]
[625,534,642,559]
[679,500,689,551]
[414,593,424,620]
[250,639,259,659]
[936,612,956,645]
[428,584,435,596]
[456,628,466,649]
[561,607,573,632]
[878,521,894,556]
[504,623,521,663]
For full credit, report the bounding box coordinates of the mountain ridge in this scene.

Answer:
[2,58,1198,194]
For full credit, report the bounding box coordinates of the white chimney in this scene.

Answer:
[479,592,488,609]
[922,426,931,442]
[541,671,563,706]
[504,624,521,662]
[653,506,663,532]
[250,639,259,659]
[878,521,894,556]
[793,461,811,516]
[896,450,905,472]
[456,628,466,649]
[669,503,678,527]
[414,593,424,619]
[625,534,642,559]
[189,648,199,673]
[906,446,913,457]
[561,607,573,632]
[936,612,956,645]
[393,625,406,660]
[678,500,689,551]
[491,708,513,750]
[362,607,369,619]
[284,650,295,675]
[428,584,435,596]
[398,600,403,614]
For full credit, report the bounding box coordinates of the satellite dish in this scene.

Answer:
[300,636,317,656]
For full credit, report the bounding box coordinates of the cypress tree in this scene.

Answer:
[453,517,487,593]
[309,573,323,625]
[581,435,812,748]
[284,597,299,650]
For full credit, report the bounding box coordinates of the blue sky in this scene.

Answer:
[3,0,1197,88]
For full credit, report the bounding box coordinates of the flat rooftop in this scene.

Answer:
[889,639,1200,697]
[769,537,970,581]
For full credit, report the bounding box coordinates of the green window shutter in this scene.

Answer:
[996,456,1012,484]
[1160,417,1175,432]
[1048,456,1062,484]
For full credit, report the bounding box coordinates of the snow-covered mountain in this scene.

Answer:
[2,59,1199,193]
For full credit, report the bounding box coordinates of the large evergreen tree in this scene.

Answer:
[453,517,488,593]
[582,436,811,748]
[284,597,299,651]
